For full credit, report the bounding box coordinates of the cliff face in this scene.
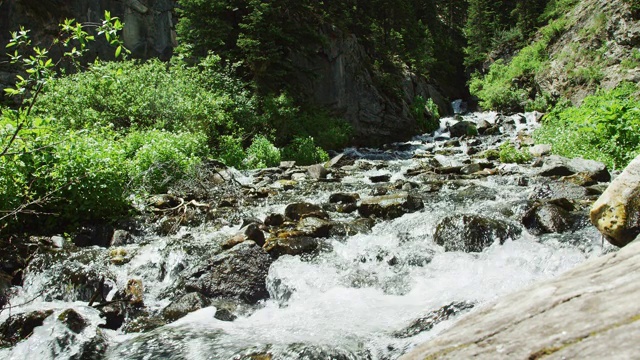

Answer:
[293,27,451,147]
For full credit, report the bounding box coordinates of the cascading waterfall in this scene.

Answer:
[0,110,609,360]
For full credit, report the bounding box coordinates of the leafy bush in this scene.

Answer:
[35,57,259,146]
[245,135,281,169]
[534,83,640,169]
[412,96,440,133]
[262,92,352,150]
[125,130,208,194]
[216,135,246,168]
[499,142,532,164]
[281,136,329,166]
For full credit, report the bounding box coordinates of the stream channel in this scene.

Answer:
[0,111,612,359]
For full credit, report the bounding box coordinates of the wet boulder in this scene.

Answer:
[263,235,319,258]
[329,218,376,237]
[522,202,575,235]
[73,224,115,247]
[358,192,424,219]
[296,216,332,238]
[284,203,327,221]
[591,155,640,247]
[434,214,521,252]
[264,213,285,227]
[393,301,475,338]
[0,309,53,347]
[221,223,266,250]
[370,174,391,183]
[185,242,274,304]
[449,121,478,138]
[329,193,361,204]
[163,292,212,322]
[58,308,88,334]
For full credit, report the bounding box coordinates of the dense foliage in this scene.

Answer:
[534,83,640,169]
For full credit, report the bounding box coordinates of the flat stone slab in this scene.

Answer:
[402,240,640,359]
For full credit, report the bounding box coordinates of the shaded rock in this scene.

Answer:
[99,303,125,330]
[591,155,640,247]
[522,203,574,235]
[307,164,329,180]
[185,242,274,304]
[163,292,211,322]
[401,238,640,360]
[329,192,360,204]
[358,192,424,219]
[434,214,521,252]
[296,216,332,238]
[242,223,266,247]
[110,230,133,247]
[122,313,166,334]
[393,301,475,338]
[73,224,115,248]
[214,307,237,322]
[284,203,326,221]
[370,187,389,196]
[263,236,319,258]
[476,119,491,134]
[561,172,599,187]
[0,310,53,346]
[449,121,477,138]
[370,174,392,183]
[58,308,88,334]
[264,213,285,227]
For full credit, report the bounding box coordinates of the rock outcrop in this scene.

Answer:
[402,238,640,360]
[591,154,640,247]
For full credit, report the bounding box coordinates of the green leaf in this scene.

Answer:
[115,45,122,58]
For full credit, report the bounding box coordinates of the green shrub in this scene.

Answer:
[125,130,208,194]
[282,136,329,166]
[35,57,259,145]
[534,83,640,169]
[47,131,130,221]
[245,135,281,169]
[411,96,440,133]
[499,142,532,164]
[216,135,246,168]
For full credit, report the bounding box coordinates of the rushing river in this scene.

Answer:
[0,112,609,359]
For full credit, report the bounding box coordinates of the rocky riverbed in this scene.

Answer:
[0,112,614,359]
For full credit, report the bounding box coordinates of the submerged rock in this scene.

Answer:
[58,308,88,334]
[263,236,319,258]
[393,301,475,338]
[284,203,327,221]
[434,214,521,252]
[163,292,211,322]
[0,310,53,347]
[185,242,274,304]
[358,192,424,219]
[591,155,640,247]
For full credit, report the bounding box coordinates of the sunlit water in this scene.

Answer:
[0,112,607,359]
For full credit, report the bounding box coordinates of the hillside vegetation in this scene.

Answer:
[1,0,640,235]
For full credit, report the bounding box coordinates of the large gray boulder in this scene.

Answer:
[402,238,640,360]
[591,155,640,247]
[539,155,610,182]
